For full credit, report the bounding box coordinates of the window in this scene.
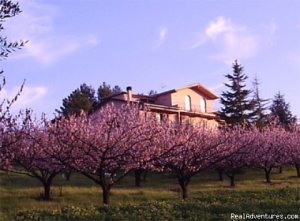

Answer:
[185,95,191,111]
[200,97,206,112]
[156,113,164,123]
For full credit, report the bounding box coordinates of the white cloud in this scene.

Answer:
[5,0,99,64]
[0,85,47,110]
[205,17,245,40]
[189,16,259,64]
[154,26,168,49]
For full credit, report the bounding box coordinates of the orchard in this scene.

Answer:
[1,104,299,206]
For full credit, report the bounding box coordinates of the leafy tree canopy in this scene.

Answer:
[97,82,122,102]
[57,82,122,116]
[56,84,97,116]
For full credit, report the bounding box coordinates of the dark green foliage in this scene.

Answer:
[251,77,269,128]
[14,188,299,221]
[0,0,27,59]
[97,81,122,102]
[220,60,255,125]
[56,82,122,116]
[270,92,297,128]
[148,90,157,96]
[56,83,97,116]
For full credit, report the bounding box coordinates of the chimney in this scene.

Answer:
[126,86,132,102]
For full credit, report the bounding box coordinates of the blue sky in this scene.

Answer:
[1,0,300,119]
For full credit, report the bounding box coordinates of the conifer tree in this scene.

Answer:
[251,77,269,128]
[220,60,254,125]
[270,92,296,128]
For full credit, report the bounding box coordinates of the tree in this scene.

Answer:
[0,0,26,119]
[54,104,157,204]
[250,122,289,183]
[220,60,255,125]
[148,90,157,96]
[0,0,26,169]
[1,0,27,60]
[215,125,256,187]
[287,123,300,177]
[56,83,97,116]
[56,82,122,117]
[270,92,296,128]
[3,111,64,200]
[97,82,122,102]
[150,122,235,199]
[251,77,269,128]
[0,112,22,169]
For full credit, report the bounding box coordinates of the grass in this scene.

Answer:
[0,168,299,220]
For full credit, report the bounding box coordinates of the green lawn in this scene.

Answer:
[0,168,299,220]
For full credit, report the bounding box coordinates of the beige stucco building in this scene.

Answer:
[100,83,220,127]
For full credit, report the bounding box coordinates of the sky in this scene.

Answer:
[1,0,300,119]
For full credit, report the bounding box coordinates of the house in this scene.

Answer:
[100,83,220,127]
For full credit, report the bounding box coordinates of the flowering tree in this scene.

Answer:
[54,104,158,204]
[0,113,21,169]
[250,122,289,183]
[287,123,300,177]
[215,125,257,187]
[0,0,26,169]
[150,122,233,200]
[4,111,65,200]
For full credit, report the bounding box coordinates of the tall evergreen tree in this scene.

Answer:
[220,60,254,125]
[270,92,296,128]
[251,77,269,128]
[56,83,97,116]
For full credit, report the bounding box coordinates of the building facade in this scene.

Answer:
[99,83,220,127]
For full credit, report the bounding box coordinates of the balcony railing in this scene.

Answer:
[172,103,207,114]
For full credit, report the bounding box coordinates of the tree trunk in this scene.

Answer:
[178,177,189,200]
[217,169,224,181]
[41,174,57,201]
[65,171,71,181]
[134,169,142,187]
[230,175,235,187]
[296,164,300,177]
[99,172,111,204]
[43,182,51,200]
[179,182,188,200]
[102,188,110,204]
[264,168,272,183]
[278,167,283,174]
[225,172,235,187]
[142,170,147,181]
